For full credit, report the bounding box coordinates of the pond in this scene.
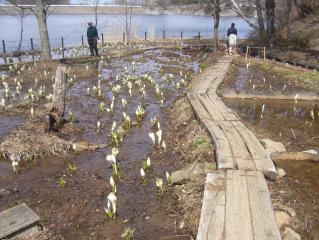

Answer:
[0,14,255,52]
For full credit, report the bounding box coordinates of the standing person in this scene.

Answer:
[87,22,99,56]
[227,23,237,54]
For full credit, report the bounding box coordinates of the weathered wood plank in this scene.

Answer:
[245,171,281,240]
[52,66,67,116]
[187,92,211,123]
[225,170,253,240]
[198,94,224,121]
[0,203,40,238]
[219,121,256,170]
[197,172,226,240]
[231,121,277,180]
[208,95,238,121]
[204,119,235,169]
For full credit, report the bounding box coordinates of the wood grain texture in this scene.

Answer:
[204,119,235,170]
[225,170,253,240]
[219,121,256,170]
[245,171,281,240]
[197,172,226,240]
[0,203,40,238]
[52,66,67,116]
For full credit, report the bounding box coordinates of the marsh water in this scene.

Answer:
[223,64,319,238]
[0,46,208,239]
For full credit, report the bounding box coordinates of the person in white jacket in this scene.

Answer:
[227,23,237,54]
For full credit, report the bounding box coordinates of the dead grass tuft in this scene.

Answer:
[0,119,72,163]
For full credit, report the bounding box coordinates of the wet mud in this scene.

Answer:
[0,47,208,239]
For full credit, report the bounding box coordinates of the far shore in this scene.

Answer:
[0,5,239,17]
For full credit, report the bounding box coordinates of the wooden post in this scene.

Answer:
[144,32,147,41]
[45,66,67,132]
[2,40,6,64]
[61,37,64,59]
[181,31,183,39]
[102,33,104,44]
[263,47,266,61]
[245,46,249,60]
[52,66,66,116]
[31,38,34,61]
[163,30,165,40]
[123,32,125,43]
[82,35,84,46]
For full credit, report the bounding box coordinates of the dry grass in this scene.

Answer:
[167,97,216,236]
[234,56,319,92]
[18,229,64,240]
[0,119,72,163]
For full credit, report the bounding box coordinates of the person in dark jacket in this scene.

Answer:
[227,23,237,52]
[87,22,99,56]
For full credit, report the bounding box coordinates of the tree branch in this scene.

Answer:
[228,0,259,30]
[6,0,35,14]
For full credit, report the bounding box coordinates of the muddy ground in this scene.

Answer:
[222,57,319,240]
[0,45,215,240]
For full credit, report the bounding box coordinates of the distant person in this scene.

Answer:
[87,22,99,56]
[227,23,237,54]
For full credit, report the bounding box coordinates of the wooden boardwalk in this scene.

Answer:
[197,171,281,240]
[188,55,277,180]
[189,56,281,239]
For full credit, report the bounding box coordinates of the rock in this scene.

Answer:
[260,139,286,155]
[277,168,286,178]
[277,204,296,217]
[275,211,291,228]
[171,162,215,185]
[283,227,301,240]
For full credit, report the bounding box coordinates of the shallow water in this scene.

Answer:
[224,98,319,151]
[0,47,204,239]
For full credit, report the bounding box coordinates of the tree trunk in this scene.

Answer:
[255,0,265,37]
[286,0,293,35]
[266,0,275,49]
[17,9,24,51]
[35,0,52,61]
[94,3,98,26]
[45,66,67,132]
[213,1,220,52]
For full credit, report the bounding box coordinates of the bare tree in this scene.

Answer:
[89,0,100,27]
[200,0,223,52]
[5,0,27,51]
[228,0,259,31]
[124,0,134,41]
[255,0,265,36]
[286,0,294,35]
[266,0,275,48]
[6,0,55,61]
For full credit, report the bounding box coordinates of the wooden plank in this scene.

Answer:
[225,170,253,240]
[204,119,235,169]
[198,94,224,121]
[245,171,281,240]
[187,92,211,123]
[52,66,67,117]
[0,203,40,238]
[197,172,226,240]
[232,121,277,180]
[219,121,256,170]
[208,95,238,121]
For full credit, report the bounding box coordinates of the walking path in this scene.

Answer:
[188,55,281,239]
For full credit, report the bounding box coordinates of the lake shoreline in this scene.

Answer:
[0,5,238,17]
